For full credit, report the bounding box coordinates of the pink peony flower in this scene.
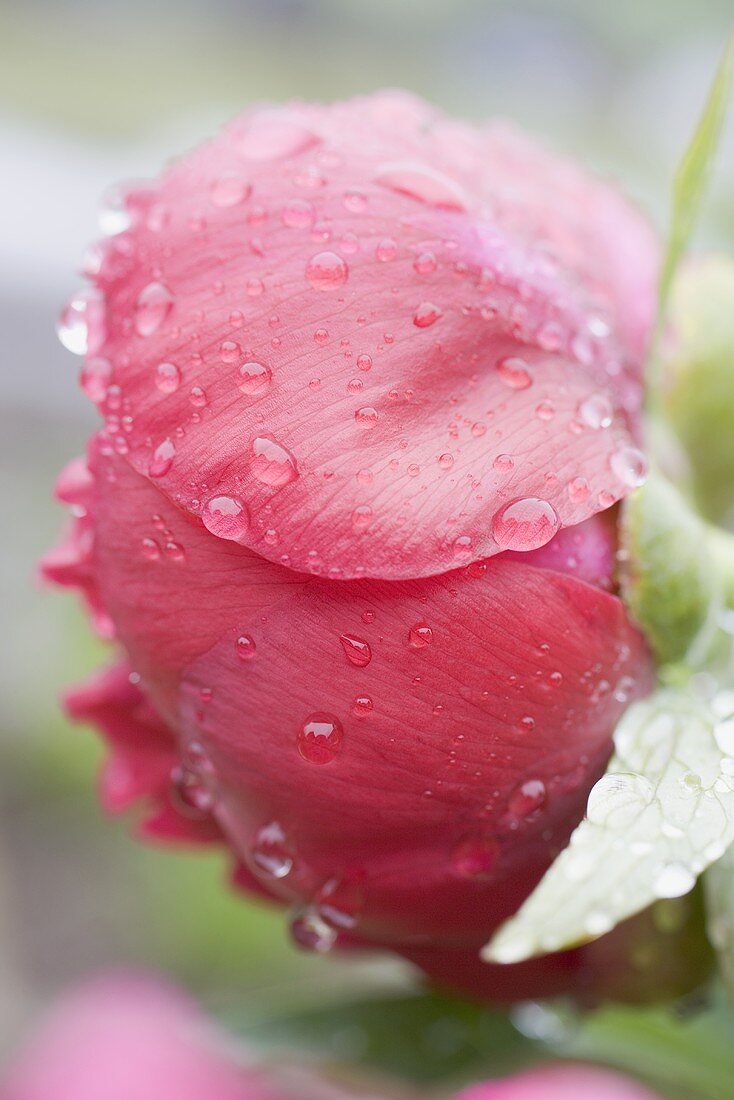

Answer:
[1,972,280,1100]
[456,1064,662,1099]
[45,92,666,1000]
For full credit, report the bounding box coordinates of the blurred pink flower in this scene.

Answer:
[45,91,670,1001]
[456,1064,662,1099]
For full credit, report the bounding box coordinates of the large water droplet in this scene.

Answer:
[408,622,433,648]
[170,741,217,817]
[57,289,105,355]
[134,281,174,336]
[251,821,294,879]
[451,833,500,879]
[236,634,257,660]
[653,862,696,899]
[506,779,546,822]
[374,162,467,211]
[496,356,532,390]
[579,393,613,429]
[611,446,648,488]
[238,361,272,396]
[355,406,378,429]
[202,495,249,541]
[306,251,348,291]
[148,438,176,478]
[155,361,181,394]
[339,633,372,667]
[413,302,441,328]
[290,907,337,953]
[492,498,559,551]
[298,713,343,764]
[250,435,299,487]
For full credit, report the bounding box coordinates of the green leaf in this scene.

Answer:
[236,989,536,1085]
[706,825,734,1009]
[484,689,734,964]
[658,36,734,315]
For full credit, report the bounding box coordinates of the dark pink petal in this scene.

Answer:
[78,93,656,580]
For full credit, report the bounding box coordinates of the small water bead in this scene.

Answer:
[210,174,251,207]
[298,713,343,764]
[355,406,379,429]
[314,328,329,346]
[492,498,560,551]
[536,320,564,352]
[414,251,437,275]
[220,339,241,363]
[351,505,373,531]
[141,537,160,561]
[496,356,533,390]
[654,862,696,899]
[155,361,181,394]
[250,435,299,487]
[251,821,293,879]
[315,874,365,930]
[493,454,514,473]
[362,610,376,625]
[339,633,372,667]
[189,386,207,407]
[80,357,112,403]
[170,742,217,817]
[453,534,474,559]
[290,907,337,953]
[164,540,186,563]
[438,453,454,470]
[374,162,466,211]
[343,189,368,212]
[567,477,590,504]
[236,634,257,660]
[201,495,249,541]
[408,622,433,648]
[306,250,348,290]
[357,353,372,372]
[134,281,174,336]
[535,400,555,422]
[149,438,176,478]
[57,289,105,355]
[451,833,500,880]
[611,446,648,488]
[579,393,613,430]
[246,277,264,296]
[375,237,398,262]
[352,694,374,717]
[281,199,315,228]
[507,779,546,821]
[413,301,441,328]
[346,378,363,395]
[238,361,272,395]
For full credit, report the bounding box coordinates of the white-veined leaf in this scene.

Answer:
[484,688,734,964]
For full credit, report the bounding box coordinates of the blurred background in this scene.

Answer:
[1,0,733,1071]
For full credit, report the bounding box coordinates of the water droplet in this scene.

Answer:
[57,289,105,355]
[80,356,112,403]
[451,833,500,879]
[306,251,348,290]
[579,393,613,429]
[496,356,532,390]
[250,435,299,487]
[339,633,372,667]
[155,361,181,394]
[357,353,372,372]
[611,446,648,488]
[170,742,217,817]
[202,495,249,541]
[281,199,315,228]
[315,874,365,929]
[290,907,337,952]
[586,772,654,827]
[351,505,373,531]
[507,779,546,821]
[492,498,559,551]
[567,477,590,504]
[149,438,176,478]
[219,339,241,363]
[251,821,293,879]
[438,453,454,470]
[141,537,160,561]
[374,162,466,211]
[414,251,437,275]
[238,361,272,395]
[654,862,695,899]
[355,406,378,429]
[344,189,368,212]
[375,237,397,262]
[134,281,174,336]
[352,694,373,717]
[453,534,474,559]
[493,454,514,473]
[408,622,433,648]
[413,302,441,328]
[236,634,257,660]
[298,713,343,764]
[210,174,251,207]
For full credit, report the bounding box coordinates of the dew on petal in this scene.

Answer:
[134,281,174,336]
[250,435,299,487]
[413,302,441,328]
[408,622,433,648]
[155,361,181,394]
[290,907,337,952]
[496,356,532,390]
[201,495,249,541]
[57,289,105,355]
[339,633,372,667]
[170,742,217,817]
[492,498,559,551]
[306,250,348,290]
[148,438,176,478]
[251,821,293,879]
[579,393,613,429]
[238,360,272,396]
[236,634,257,660]
[506,779,546,822]
[611,446,648,488]
[298,713,343,764]
[355,406,378,429]
[316,874,365,930]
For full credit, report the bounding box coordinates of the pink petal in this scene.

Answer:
[78,93,657,580]
[456,1064,662,1100]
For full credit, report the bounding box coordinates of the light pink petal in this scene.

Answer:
[77,93,656,580]
[456,1064,662,1100]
